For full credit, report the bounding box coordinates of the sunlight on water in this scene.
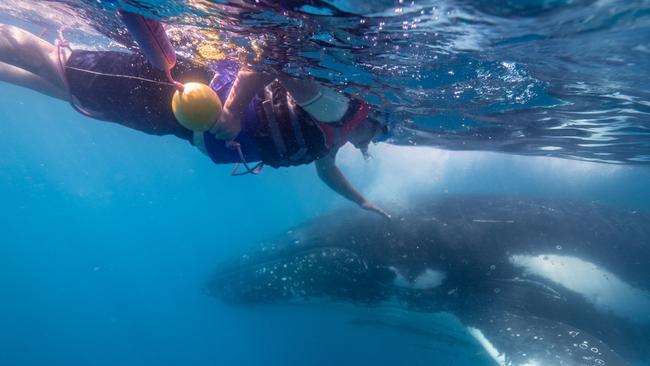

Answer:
[2,0,649,162]
[337,143,638,208]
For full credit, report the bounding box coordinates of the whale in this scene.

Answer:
[207,195,650,366]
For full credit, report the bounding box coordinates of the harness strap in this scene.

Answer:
[286,97,309,162]
[261,99,287,155]
[54,30,94,117]
[227,141,264,176]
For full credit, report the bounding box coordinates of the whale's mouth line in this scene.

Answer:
[211,244,360,280]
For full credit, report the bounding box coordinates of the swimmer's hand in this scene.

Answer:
[212,108,241,140]
[314,152,391,221]
[213,70,273,140]
[361,201,392,221]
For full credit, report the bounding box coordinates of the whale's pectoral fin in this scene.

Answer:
[462,308,629,366]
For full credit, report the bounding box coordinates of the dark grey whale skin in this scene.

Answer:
[208,196,650,366]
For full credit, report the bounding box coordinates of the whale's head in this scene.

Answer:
[206,208,453,307]
[207,243,397,305]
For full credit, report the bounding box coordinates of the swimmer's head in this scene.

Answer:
[349,118,388,153]
[172,82,222,131]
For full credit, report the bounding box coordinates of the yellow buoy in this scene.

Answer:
[172,82,222,132]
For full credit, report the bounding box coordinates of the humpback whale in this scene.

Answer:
[208,196,650,366]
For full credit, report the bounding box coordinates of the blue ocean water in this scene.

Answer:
[1,1,650,366]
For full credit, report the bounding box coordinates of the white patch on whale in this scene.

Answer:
[521,362,541,366]
[510,254,650,323]
[469,327,543,366]
[468,327,507,366]
[389,267,446,290]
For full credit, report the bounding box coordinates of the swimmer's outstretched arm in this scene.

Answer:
[315,150,391,220]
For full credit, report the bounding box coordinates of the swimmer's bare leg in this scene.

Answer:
[0,61,67,100]
[0,24,67,91]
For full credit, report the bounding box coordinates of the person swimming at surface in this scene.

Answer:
[0,23,390,219]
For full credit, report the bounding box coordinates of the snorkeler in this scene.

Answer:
[0,23,390,219]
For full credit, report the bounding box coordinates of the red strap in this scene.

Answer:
[165,69,184,91]
[227,141,264,176]
[319,99,370,148]
[341,100,370,137]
